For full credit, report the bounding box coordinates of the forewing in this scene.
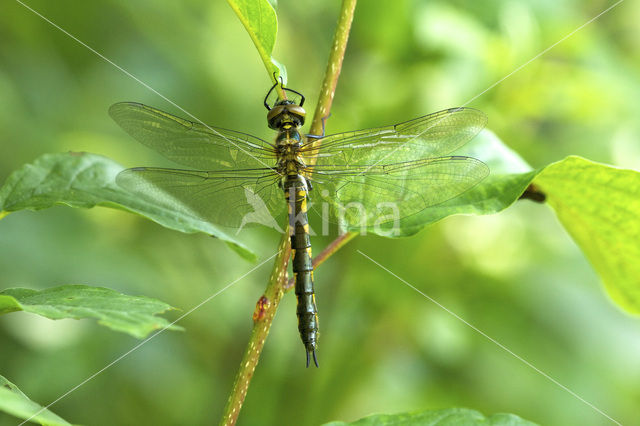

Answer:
[303,107,486,166]
[308,156,489,227]
[116,167,285,229]
[110,102,276,170]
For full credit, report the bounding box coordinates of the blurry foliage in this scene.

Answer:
[0,375,71,426]
[1,1,640,425]
[322,407,537,426]
[0,285,180,338]
[536,156,640,314]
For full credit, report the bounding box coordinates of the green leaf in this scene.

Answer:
[322,407,538,426]
[0,152,255,261]
[535,156,640,314]
[226,0,286,82]
[0,374,74,426]
[365,130,536,236]
[0,285,181,339]
[354,131,640,316]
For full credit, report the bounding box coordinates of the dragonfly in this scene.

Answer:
[109,81,489,367]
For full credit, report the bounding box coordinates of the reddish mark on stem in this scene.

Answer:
[252,295,270,322]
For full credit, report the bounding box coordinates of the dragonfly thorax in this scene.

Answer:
[275,127,302,148]
[274,118,306,176]
[267,97,306,176]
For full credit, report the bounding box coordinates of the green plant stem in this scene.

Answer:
[219,2,358,425]
[308,0,358,150]
[219,234,290,426]
[219,231,355,426]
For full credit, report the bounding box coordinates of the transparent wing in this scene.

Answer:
[110,102,277,170]
[307,156,489,227]
[116,167,285,229]
[302,107,486,166]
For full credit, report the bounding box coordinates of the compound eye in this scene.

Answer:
[267,105,286,129]
[287,104,306,126]
[287,104,306,119]
[267,105,285,121]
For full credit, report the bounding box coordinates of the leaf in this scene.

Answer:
[226,0,286,82]
[0,152,255,261]
[0,285,181,339]
[352,130,640,315]
[361,130,537,236]
[535,156,640,314]
[322,407,538,426]
[0,374,74,426]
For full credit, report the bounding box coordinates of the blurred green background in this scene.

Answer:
[1,0,640,425]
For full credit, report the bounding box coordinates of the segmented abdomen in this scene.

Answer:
[283,175,318,367]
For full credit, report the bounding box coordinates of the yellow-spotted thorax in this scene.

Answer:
[268,99,308,181]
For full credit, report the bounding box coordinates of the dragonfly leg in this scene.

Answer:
[264,76,280,110]
[306,113,332,139]
[264,75,306,109]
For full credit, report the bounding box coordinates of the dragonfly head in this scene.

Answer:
[267,100,306,130]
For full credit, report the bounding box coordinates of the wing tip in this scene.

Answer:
[449,106,488,126]
[115,167,145,183]
[450,156,491,179]
[108,101,145,119]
